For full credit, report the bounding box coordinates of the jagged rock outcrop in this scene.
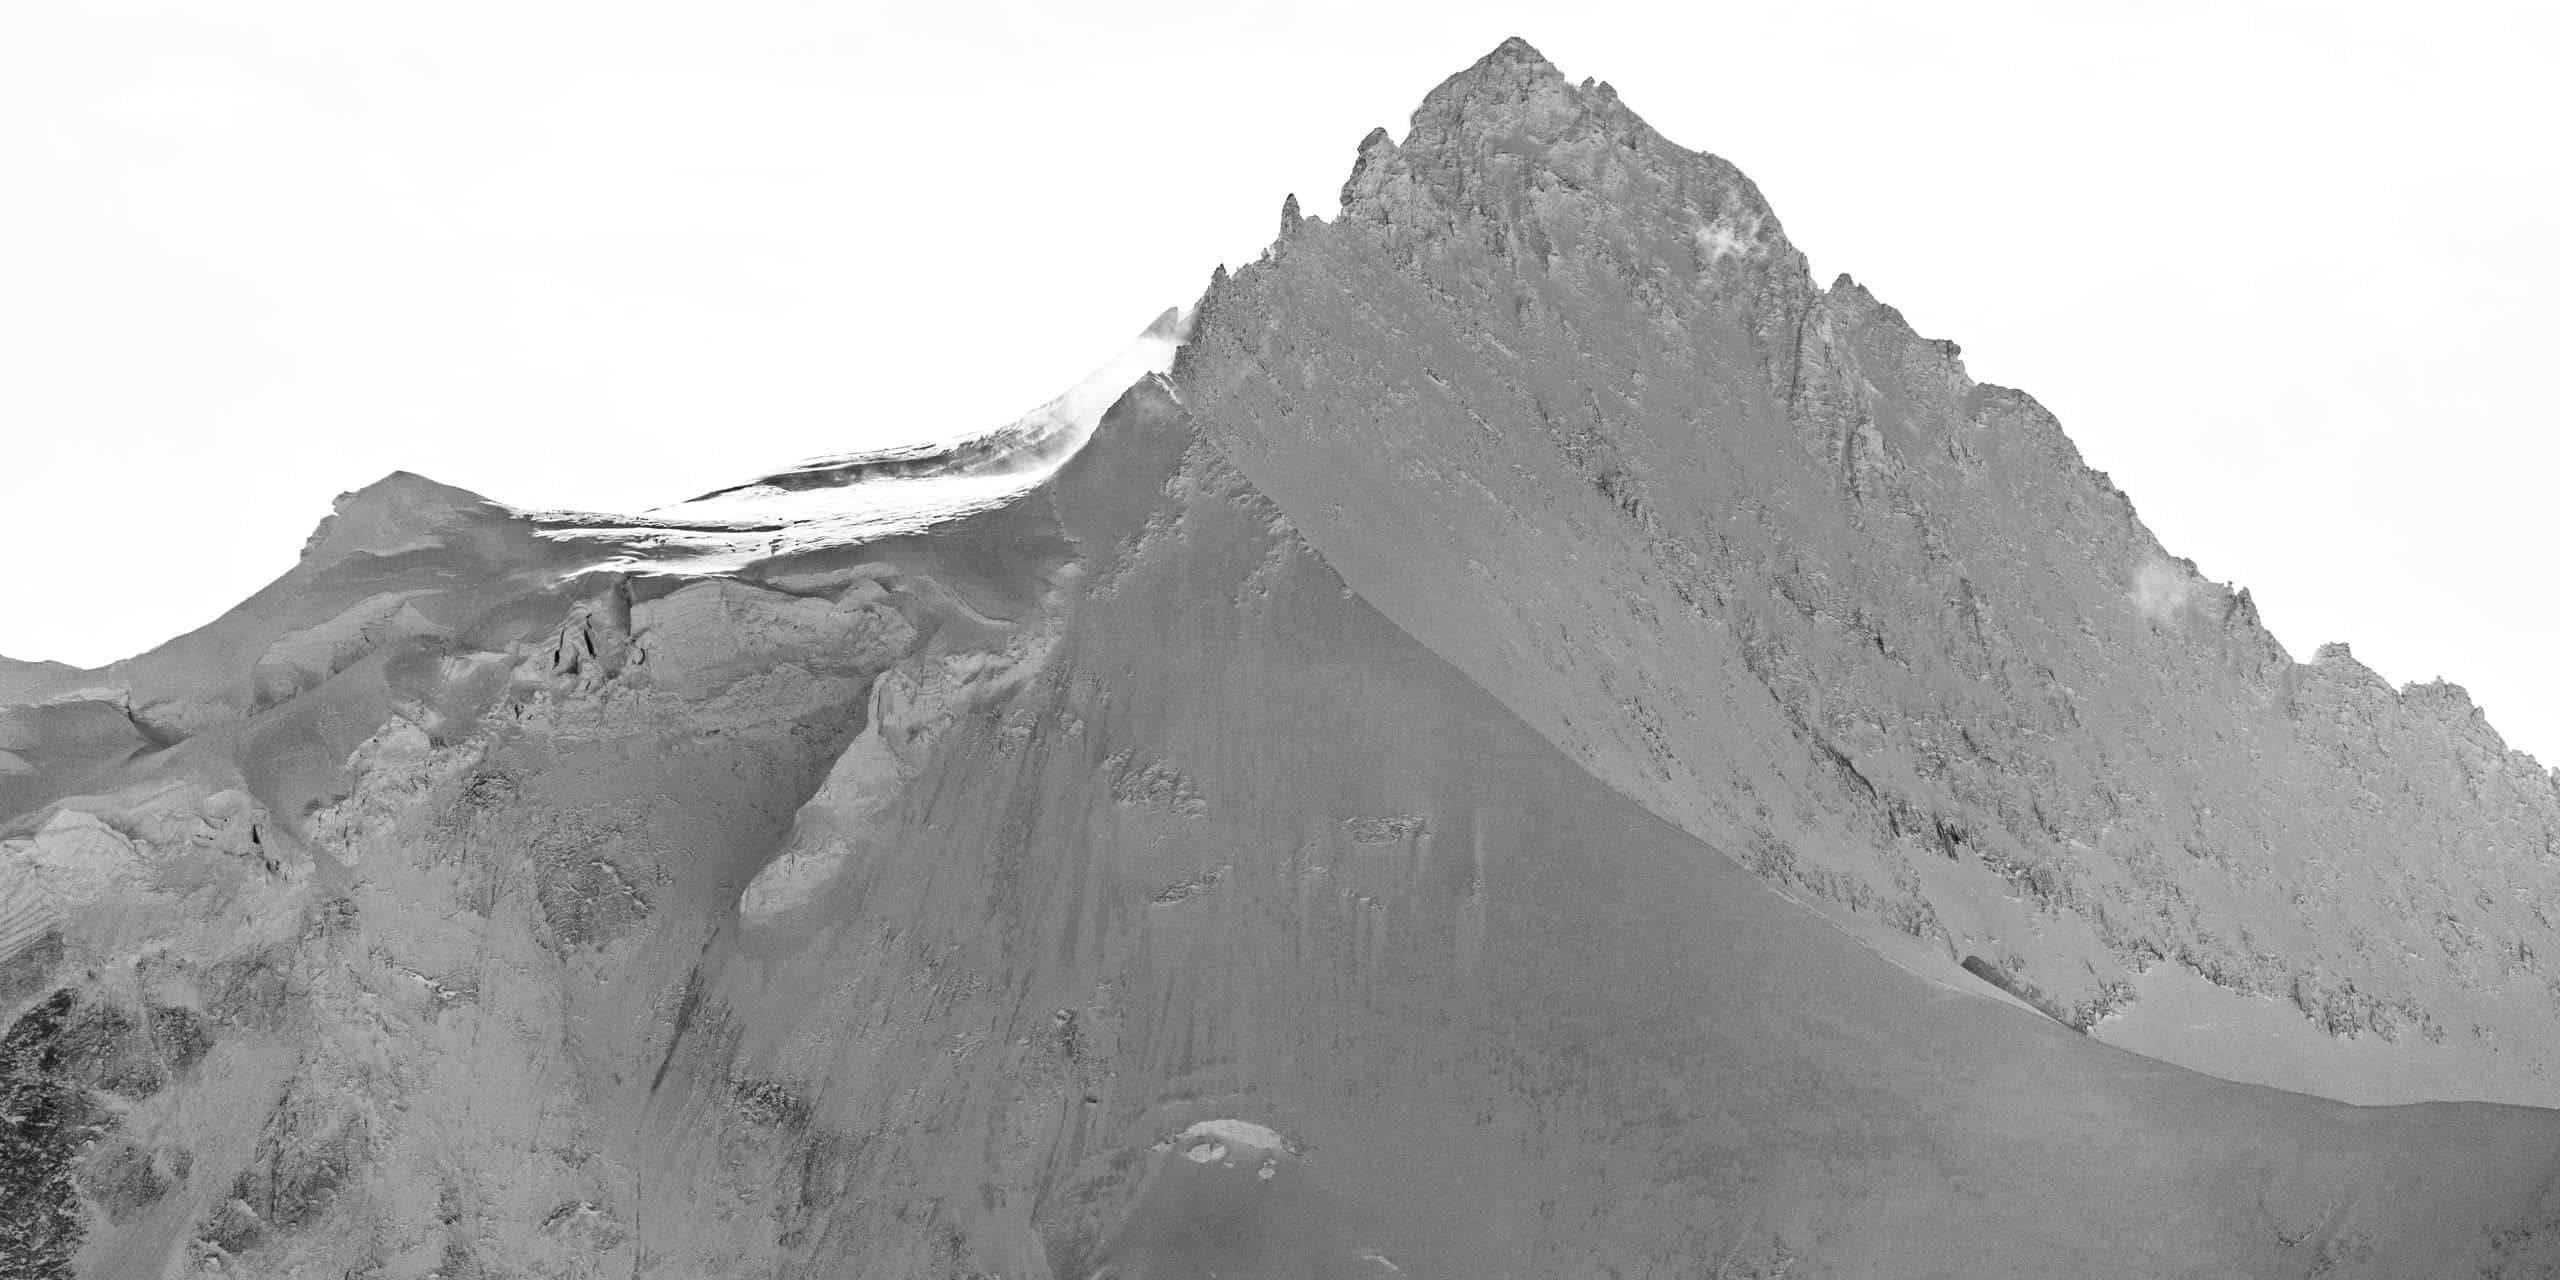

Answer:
[9,35,2560,1280]
[1179,36,2560,1105]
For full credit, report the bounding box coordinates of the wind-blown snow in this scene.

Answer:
[526,307,1190,575]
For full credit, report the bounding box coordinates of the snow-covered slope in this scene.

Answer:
[521,306,1190,576]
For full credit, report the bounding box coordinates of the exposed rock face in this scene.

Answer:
[9,34,2560,1280]
[1181,36,2560,1105]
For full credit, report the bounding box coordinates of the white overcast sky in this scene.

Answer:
[3,1,2555,763]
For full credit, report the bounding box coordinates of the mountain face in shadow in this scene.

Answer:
[8,36,2560,1280]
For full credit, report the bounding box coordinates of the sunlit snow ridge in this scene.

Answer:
[523,306,1190,575]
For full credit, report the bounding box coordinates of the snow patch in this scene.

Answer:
[742,641,1053,924]
[1179,1118,1289,1152]
[2130,557,2193,624]
[28,686,127,709]
[1694,213,1766,265]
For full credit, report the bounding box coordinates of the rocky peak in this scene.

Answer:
[1333,39,1796,303]
[1414,35,1576,128]
[2307,639,2394,691]
[300,470,502,563]
[1182,36,2560,1116]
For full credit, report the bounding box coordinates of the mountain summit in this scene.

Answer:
[1191,34,2560,1106]
[7,39,2560,1279]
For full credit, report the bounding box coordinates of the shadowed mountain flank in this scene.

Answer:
[8,35,2560,1280]
[1180,36,2560,1106]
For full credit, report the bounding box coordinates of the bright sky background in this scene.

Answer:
[4,1,2555,763]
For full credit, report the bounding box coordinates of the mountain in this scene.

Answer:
[7,36,2560,1279]
[0,658,88,707]
[1184,38,2560,1107]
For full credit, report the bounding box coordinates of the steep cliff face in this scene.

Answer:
[1179,36,2560,1105]
[10,35,2560,1280]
